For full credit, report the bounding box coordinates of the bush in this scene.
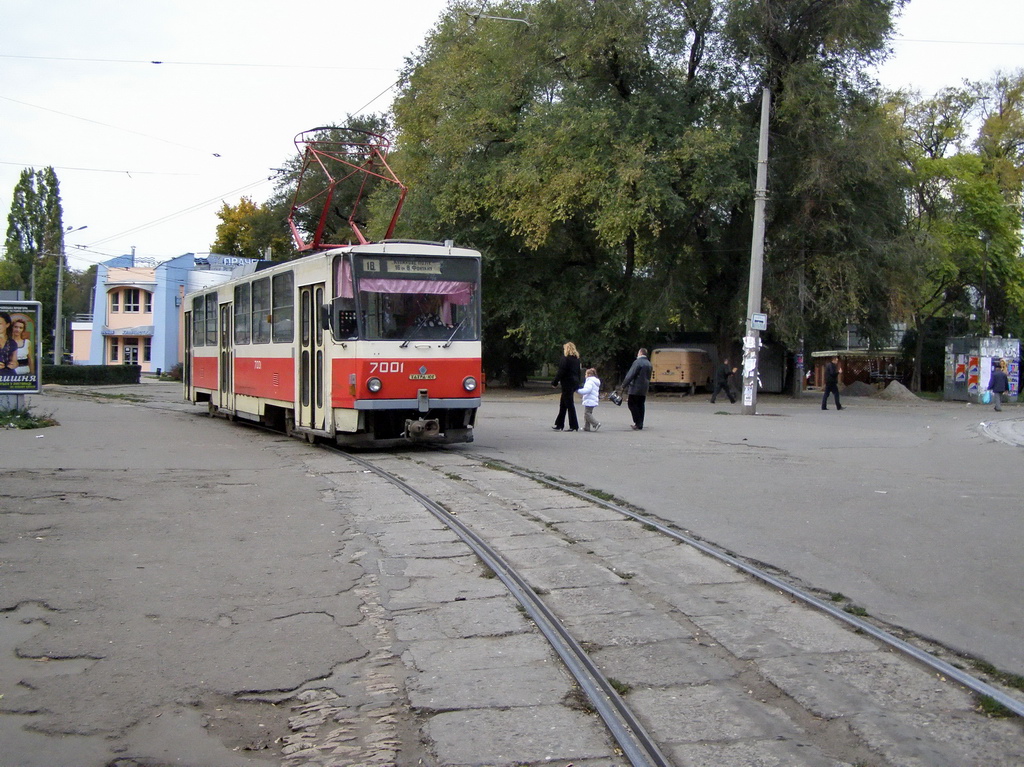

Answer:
[162,363,183,381]
[42,364,142,385]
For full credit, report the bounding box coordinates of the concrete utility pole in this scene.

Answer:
[742,87,771,415]
[54,225,87,364]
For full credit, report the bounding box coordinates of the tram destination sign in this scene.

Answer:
[354,254,478,282]
[360,258,441,276]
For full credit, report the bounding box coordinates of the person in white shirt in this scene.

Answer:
[577,367,602,432]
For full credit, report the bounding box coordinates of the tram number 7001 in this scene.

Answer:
[369,361,405,374]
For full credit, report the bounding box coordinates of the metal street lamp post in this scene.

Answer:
[54,225,87,364]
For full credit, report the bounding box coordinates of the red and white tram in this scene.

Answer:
[183,240,482,446]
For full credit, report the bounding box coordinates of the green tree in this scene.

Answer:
[210,195,294,261]
[389,0,908,381]
[3,167,66,353]
[889,78,1024,389]
[63,264,98,322]
[391,0,746,378]
[721,0,909,356]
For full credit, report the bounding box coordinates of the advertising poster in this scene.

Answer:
[0,301,42,394]
[954,356,966,383]
[967,356,980,395]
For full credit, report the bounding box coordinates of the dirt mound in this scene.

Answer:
[841,380,877,397]
[875,380,921,401]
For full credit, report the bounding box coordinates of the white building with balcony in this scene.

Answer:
[72,253,259,372]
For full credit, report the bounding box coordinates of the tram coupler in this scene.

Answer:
[405,418,441,439]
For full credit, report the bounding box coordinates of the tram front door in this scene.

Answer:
[218,303,233,412]
[298,284,326,431]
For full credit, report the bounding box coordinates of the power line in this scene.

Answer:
[0,53,394,71]
[0,160,196,176]
[0,94,223,156]
[84,176,273,248]
[893,38,1024,47]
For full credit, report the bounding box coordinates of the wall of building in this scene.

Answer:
[79,253,252,373]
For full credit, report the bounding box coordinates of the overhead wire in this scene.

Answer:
[0,30,418,256]
[83,176,274,249]
[0,53,395,71]
[0,160,195,176]
[0,94,222,156]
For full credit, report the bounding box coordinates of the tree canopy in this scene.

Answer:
[220,0,1024,388]
[383,0,921,380]
[2,166,67,354]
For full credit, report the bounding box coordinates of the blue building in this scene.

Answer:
[72,253,259,372]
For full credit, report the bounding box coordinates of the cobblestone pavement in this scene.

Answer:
[0,382,1021,766]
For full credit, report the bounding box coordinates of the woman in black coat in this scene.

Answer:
[551,341,582,431]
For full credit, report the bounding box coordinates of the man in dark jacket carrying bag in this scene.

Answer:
[621,348,652,430]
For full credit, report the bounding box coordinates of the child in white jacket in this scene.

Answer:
[577,368,601,432]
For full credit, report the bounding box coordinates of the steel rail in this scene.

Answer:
[336,448,673,767]
[470,454,1024,719]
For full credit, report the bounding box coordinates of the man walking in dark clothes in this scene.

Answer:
[621,348,653,430]
[822,356,843,410]
[711,358,736,404]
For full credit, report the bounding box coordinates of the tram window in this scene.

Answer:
[252,277,271,344]
[272,272,294,343]
[234,283,251,345]
[205,293,217,346]
[357,287,479,341]
[192,296,205,347]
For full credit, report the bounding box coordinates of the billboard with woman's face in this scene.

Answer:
[0,301,42,394]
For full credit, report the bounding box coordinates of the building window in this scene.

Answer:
[110,338,119,362]
[143,338,152,362]
[111,292,120,313]
[123,289,141,313]
[144,292,152,313]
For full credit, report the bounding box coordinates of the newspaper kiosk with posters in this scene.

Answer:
[0,301,42,400]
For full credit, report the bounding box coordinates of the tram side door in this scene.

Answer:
[298,284,326,431]
[218,303,233,411]
[183,311,193,395]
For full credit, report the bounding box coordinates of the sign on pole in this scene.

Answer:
[0,301,43,395]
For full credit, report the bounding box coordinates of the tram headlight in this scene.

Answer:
[462,376,478,392]
[367,376,383,393]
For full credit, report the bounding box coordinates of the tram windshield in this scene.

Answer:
[330,253,481,342]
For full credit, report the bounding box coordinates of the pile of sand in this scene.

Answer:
[875,380,921,401]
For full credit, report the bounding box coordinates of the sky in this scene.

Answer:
[1,0,1022,272]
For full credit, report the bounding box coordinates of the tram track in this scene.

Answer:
[309,443,1023,766]
[461,452,1024,720]
[337,447,673,767]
